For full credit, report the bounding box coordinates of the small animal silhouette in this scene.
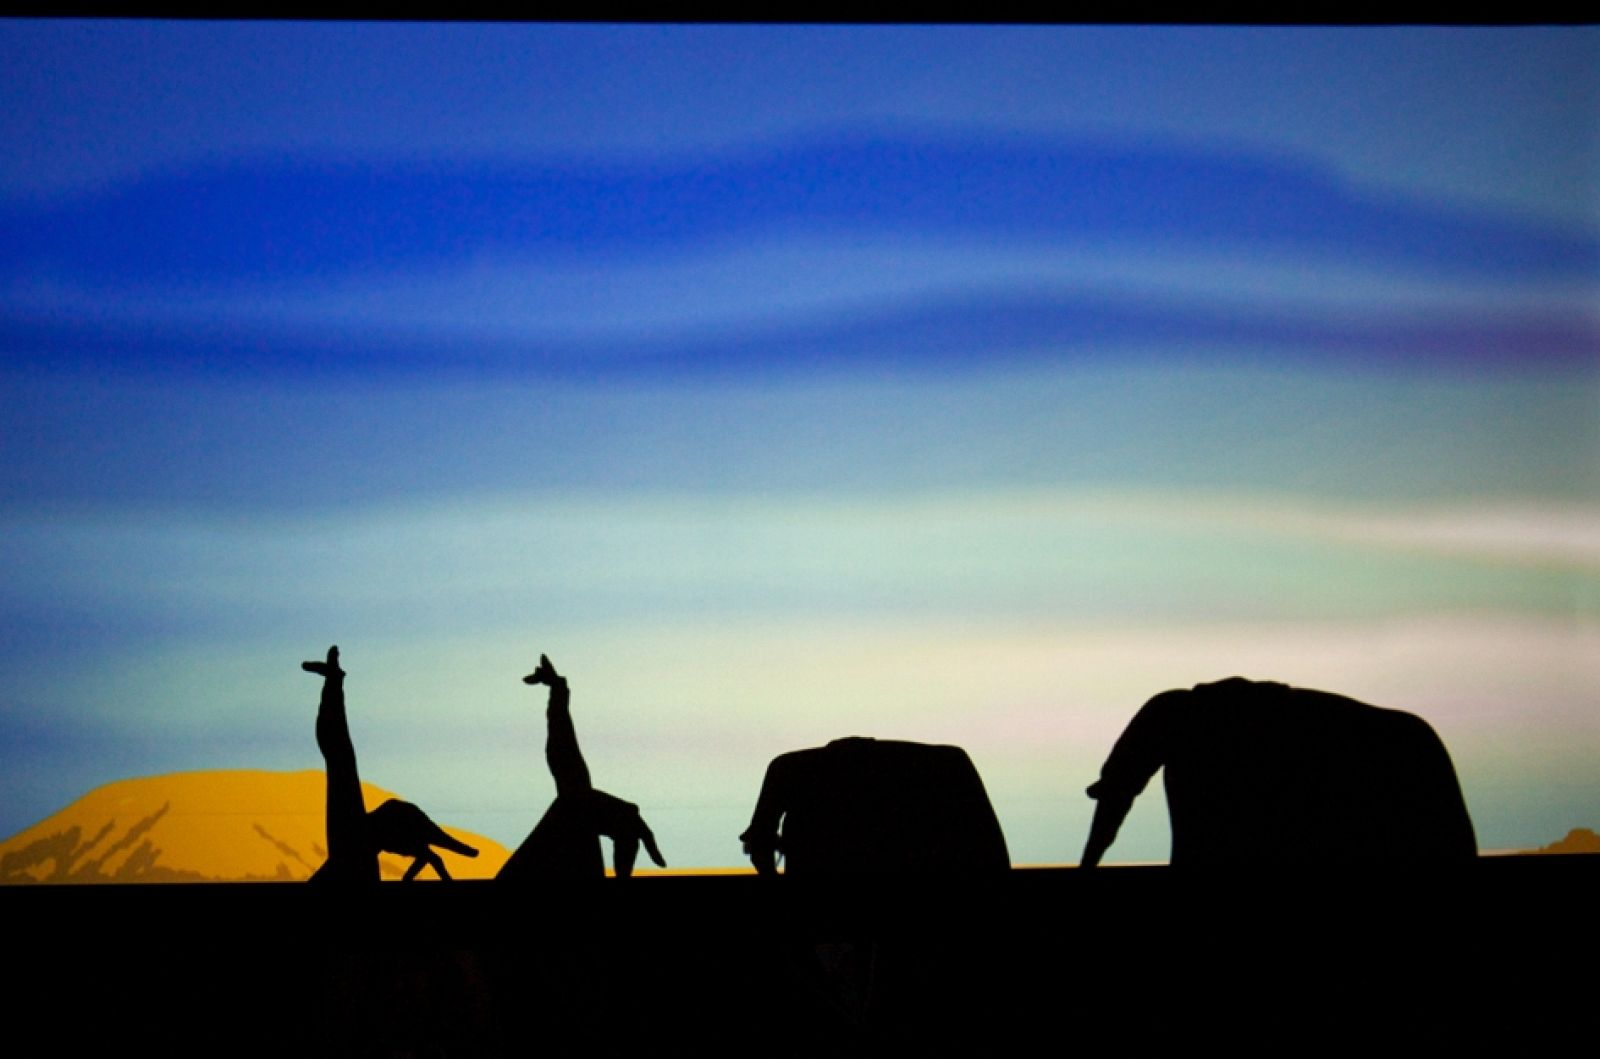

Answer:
[497,653,668,881]
[366,798,480,881]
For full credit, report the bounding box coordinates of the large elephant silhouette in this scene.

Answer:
[740,737,1011,877]
[1080,677,1477,867]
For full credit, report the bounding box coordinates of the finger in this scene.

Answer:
[640,823,667,867]
[613,834,639,877]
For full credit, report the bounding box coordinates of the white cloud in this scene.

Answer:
[1323,506,1600,568]
[7,489,1597,636]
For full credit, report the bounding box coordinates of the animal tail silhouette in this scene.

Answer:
[367,798,479,858]
[434,831,479,858]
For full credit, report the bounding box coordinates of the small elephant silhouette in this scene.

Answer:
[367,798,480,881]
[739,737,1011,877]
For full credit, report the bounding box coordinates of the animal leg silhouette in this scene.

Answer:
[589,790,667,877]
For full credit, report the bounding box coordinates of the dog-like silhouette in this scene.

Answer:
[1081,676,1477,867]
[498,654,666,881]
[301,646,477,884]
[740,737,1010,877]
[367,798,480,881]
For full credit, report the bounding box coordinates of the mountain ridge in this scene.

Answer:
[0,769,508,883]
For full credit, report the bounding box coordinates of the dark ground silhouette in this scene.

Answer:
[1082,676,1478,867]
[14,858,1595,1056]
[497,655,665,881]
[741,737,1010,877]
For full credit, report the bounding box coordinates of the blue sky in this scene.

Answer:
[3,24,1595,220]
[1,22,1597,867]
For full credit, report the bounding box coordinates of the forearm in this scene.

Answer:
[740,766,788,874]
[314,677,357,771]
[739,827,778,875]
[544,677,592,795]
[1081,793,1133,868]
[739,811,782,874]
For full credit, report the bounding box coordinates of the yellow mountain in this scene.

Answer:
[0,770,509,883]
[1533,827,1600,854]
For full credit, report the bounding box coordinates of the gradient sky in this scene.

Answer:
[2,22,1596,867]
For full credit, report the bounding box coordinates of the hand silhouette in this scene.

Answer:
[590,790,668,877]
[523,653,563,687]
[301,645,344,678]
